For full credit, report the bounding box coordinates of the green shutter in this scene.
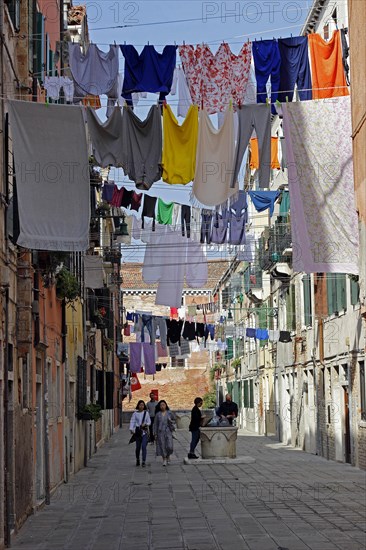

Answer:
[286,285,296,331]
[249,379,254,408]
[226,382,233,397]
[351,278,360,305]
[326,274,334,315]
[279,190,290,216]
[232,381,239,409]
[243,380,249,407]
[303,275,312,326]
[225,338,233,360]
[335,274,346,312]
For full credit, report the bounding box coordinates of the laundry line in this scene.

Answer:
[1,84,350,103]
[23,22,304,43]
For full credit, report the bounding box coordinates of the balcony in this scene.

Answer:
[258,222,292,274]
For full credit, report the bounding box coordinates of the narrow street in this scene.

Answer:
[11,428,366,550]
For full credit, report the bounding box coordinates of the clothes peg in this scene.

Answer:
[266,97,269,106]
[275,99,281,107]
[229,98,233,110]
[286,96,289,103]
[183,40,185,46]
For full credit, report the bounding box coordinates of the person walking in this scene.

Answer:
[188,397,205,459]
[154,400,175,466]
[146,392,157,444]
[129,400,151,467]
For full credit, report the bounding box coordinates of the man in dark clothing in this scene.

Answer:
[217,394,238,425]
[188,397,205,459]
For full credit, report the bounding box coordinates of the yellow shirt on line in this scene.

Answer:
[162,104,199,185]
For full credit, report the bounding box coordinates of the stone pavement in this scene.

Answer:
[11,427,366,550]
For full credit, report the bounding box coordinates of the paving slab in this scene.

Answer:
[8,427,366,550]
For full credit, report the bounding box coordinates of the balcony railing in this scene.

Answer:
[258,222,292,271]
[244,266,263,293]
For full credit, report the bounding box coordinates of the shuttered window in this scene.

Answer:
[350,277,360,306]
[326,274,347,314]
[303,275,312,326]
[243,380,249,407]
[225,338,233,360]
[77,356,87,416]
[286,284,296,331]
[249,379,254,408]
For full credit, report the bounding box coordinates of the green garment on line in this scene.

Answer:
[157,198,174,225]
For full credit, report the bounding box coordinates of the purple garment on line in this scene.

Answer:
[142,343,156,374]
[129,342,142,372]
[211,209,229,244]
[102,183,114,203]
[229,191,248,245]
[156,341,168,357]
[282,98,358,274]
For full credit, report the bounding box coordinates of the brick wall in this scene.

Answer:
[124,367,211,411]
[122,293,212,411]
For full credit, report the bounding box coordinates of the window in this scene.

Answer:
[243,380,249,408]
[225,338,233,360]
[47,360,54,419]
[323,24,329,40]
[249,379,254,408]
[171,357,185,368]
[35,12,45,82]
[360,362,366,422]
[286,284,296,331]
[350,277,360,306]
[77,356,87,416]
[22,357,29,409]
[5,0,20,31]
[326,274,347,315]
[303,275,312,327]
[56,363,61,417]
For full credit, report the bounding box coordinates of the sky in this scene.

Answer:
[84,0,313,261]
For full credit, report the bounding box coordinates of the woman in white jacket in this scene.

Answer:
[129,400,151,467]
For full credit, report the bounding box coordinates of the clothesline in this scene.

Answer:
[1,84,350,102]
[23,22,306,43]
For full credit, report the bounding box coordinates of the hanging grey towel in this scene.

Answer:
[84,255,104,289]
[8,101,90,251]
[86,107,124,167]
[121,105,162,190]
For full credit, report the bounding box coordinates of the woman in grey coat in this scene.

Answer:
[154,400,175,466]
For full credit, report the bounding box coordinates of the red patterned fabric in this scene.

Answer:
[179,42,251,114]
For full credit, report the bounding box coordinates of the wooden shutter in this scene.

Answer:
[249,379,254,408]
[77,356,87,416]
[286,285,296,331]
[350,278,360,306]
[303,275,312,326]
[326,274,335,315]
[225,338,233,360]
[243,380,249,407]
[336,274,347,312]
[105,372,114,409]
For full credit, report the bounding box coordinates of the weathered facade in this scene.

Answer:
[0,2,124,547]
[213,0,366,471]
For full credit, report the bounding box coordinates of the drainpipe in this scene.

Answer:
[311,313,322,456]
[42,295,50,505]
[2,62,12,545]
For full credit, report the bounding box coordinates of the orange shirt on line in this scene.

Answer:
[308,30,349,100]
[249,137,280,170]
[82,95,102,109]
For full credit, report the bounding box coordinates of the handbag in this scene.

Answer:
[129,411,147,444]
